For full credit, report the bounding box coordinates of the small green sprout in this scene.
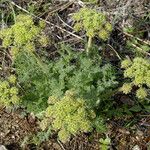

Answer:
[99,137,111,150]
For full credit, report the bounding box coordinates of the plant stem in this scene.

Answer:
[29,51,48,74]
[87,36,92,55]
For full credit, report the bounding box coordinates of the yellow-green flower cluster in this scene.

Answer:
[121,57,150,99]
[72,8,112,40]
[0,75,20,107]
[121,83,132,94]
[0,14,48,59]
[40,90,96,143]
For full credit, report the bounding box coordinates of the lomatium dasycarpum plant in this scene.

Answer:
[0,75,20,107]
[0,14,48,69]
[72,8,112,54]
[40,90,96,143]
[121,57,150,100]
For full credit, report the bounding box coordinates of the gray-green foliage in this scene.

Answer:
[49,46,117,109]
[14,51,50,113]
[14,45,117,113]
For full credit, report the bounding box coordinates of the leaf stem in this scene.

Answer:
[87,36,92,55]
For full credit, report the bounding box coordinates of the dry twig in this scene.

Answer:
[10,1,83,40]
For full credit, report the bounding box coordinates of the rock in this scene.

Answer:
[120,95,135,106]
[53,143,61,150]
[0,145,7,150]
[132,145,141,150]
[27,112,36,124]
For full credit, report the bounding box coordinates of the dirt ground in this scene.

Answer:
[0,107,149,150]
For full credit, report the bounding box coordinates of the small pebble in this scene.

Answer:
[0,145,7,150]
[132,145,140,150]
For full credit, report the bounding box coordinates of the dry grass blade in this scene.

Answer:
[123,31,150,46]
[10,1,83,40]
